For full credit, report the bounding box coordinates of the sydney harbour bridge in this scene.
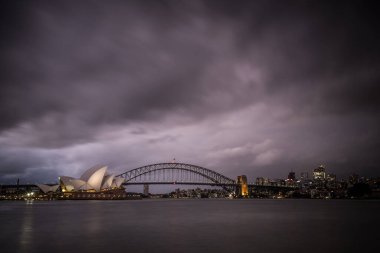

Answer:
[116,162,296,195]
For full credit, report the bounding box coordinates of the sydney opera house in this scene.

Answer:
[58,165,127,200]
[0,165,140,200]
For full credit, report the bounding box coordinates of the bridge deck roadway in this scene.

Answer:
[123,182,297,190]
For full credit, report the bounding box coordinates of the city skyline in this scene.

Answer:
[1,161,377,198]
[1,1,380,183]
[0,160,373,186]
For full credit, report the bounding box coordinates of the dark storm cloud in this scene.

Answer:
[0,0,379,182]
[1,0,221,130]
[0,147,61,183]
[1,0,257,146]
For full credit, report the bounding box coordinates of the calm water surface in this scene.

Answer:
[0,199,379,253]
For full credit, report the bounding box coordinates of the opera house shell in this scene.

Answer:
[59,165,124,192]
[36,184,60,193]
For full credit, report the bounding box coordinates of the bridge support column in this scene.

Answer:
[143,184,149,196]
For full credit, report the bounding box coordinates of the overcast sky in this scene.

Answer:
[0,0,379,184]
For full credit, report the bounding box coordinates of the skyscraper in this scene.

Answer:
[313,165,326,180]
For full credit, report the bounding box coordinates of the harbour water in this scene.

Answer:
[0,199,379,253]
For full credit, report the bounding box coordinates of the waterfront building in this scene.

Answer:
[58,165,130,200]
[59,165,124,192]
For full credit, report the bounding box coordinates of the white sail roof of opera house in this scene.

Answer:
[59,165,125,192]
[80,165,107,191]
[112,177,124,188]
[36,184,60,193]
[102,174,115,189]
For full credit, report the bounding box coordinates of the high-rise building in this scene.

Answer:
[300,172,309,180]
[327,173,336,181]
[288,171,296,181]
[256,177,265,185]
[237,175,248,197]
[313,165,326,180]
[349,174,359,184]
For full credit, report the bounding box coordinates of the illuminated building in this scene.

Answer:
[237,175,249,197]
[256,177,265,185]
[59,165,124,192]
[327,173,336,181]
[58,165,130,199]
[313,165,326,180]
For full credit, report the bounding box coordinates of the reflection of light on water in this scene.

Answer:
[87,218,101,233]
[19,204,34,252]
[86,204,101,234]
[25,200,34,205]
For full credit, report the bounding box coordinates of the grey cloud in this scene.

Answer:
[0,147,62,183]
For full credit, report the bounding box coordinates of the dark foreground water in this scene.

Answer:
[0,199,379,253]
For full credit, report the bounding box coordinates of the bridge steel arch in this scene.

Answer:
[116,162,236,189]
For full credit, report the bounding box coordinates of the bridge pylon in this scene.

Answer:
[143,184,149,196]
[236,175,249,197]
